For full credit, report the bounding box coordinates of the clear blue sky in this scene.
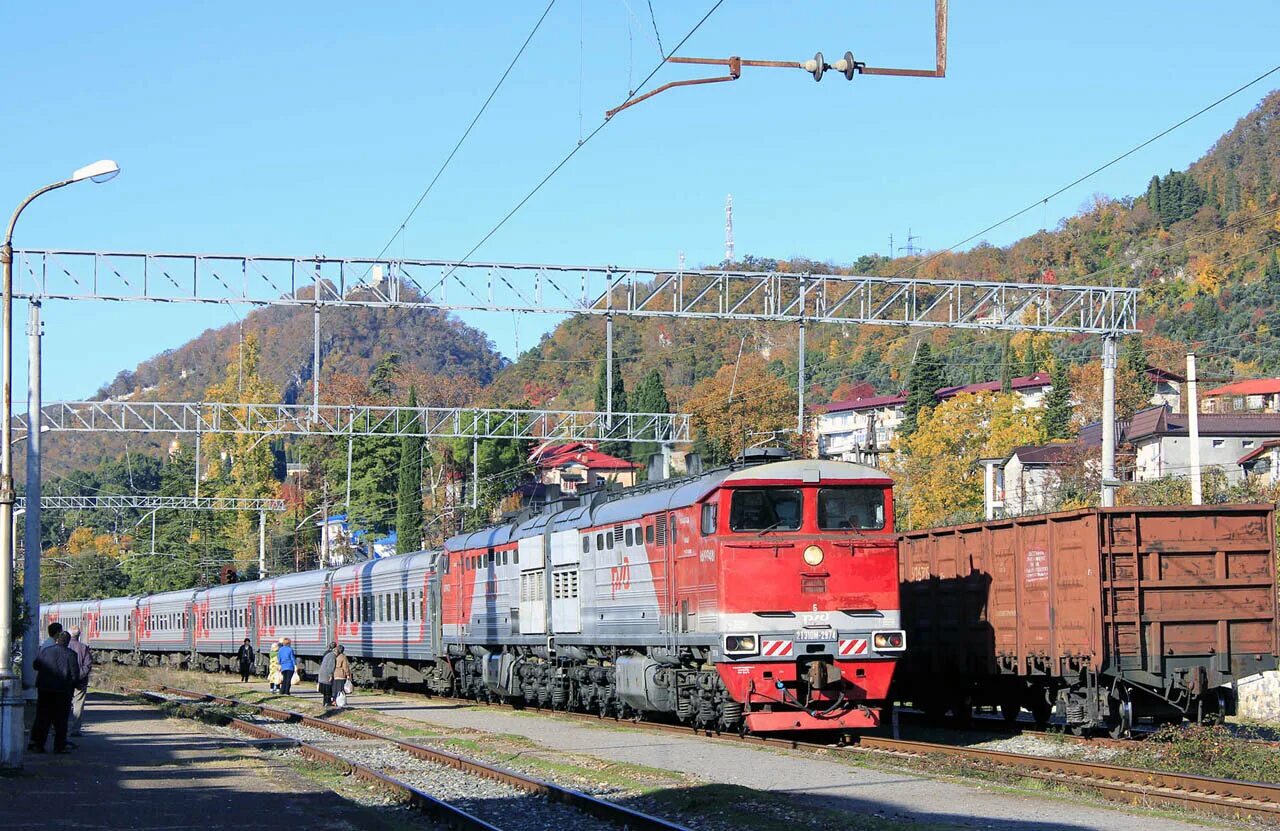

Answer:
[4,2,1278,401]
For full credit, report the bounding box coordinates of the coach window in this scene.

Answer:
[596,533,603,551]
[606,533,614,550]
[729,488,803,532]
[645,525,654,544]
[817,487,886,530]
[701,502,718,535]
[625,528,633,546]
[582,537,590,554]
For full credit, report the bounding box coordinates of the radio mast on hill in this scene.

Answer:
[725,194,735,263]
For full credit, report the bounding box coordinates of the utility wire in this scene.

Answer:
[442,0,727,280]
[367,1,558,266]
[895,61,1280,280]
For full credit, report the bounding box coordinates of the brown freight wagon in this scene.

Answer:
[895,505,1278,736]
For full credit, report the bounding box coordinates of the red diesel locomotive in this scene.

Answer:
[45,456,905,734]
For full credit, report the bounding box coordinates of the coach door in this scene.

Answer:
[657,511,679,640]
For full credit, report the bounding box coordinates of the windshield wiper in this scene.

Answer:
[756,520,784,536]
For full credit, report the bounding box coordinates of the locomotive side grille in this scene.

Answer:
[612,524,624,542]
[656,514,668,546]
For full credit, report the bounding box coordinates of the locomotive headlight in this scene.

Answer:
[724,634,759,655]
[873,630,906,651]
[803,545,825,567]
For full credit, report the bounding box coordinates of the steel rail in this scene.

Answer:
[402,690,1280,823]
[135,690,501,830]
[150,685,690,831]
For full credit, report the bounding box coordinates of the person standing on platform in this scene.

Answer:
[277,638,297,695]
[332,646,351,708]
[29,632,80,754]
[237,638,255,683]
[268,640,282,693]
[317,642,337,707]
[39,621,63,653]
[66,627,93,737]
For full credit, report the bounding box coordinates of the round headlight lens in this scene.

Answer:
[803,545,824,566]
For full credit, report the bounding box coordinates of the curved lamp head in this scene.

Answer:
[70,159,120,184]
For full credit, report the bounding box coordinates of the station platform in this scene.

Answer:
[0,691,410,831]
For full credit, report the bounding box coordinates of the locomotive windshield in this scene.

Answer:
[729,488,803,532]
[818,487,886,530]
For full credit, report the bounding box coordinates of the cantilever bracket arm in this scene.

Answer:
[605,0,946,117]
[607,57,745,118]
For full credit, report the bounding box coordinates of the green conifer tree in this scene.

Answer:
[628,369,671,470]
[1042,359,1074,441]
[901,343,945,438]
[395,385,425,554]
[594,357,629,458]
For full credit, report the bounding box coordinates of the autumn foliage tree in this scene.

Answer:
[203,334,281,569]
[893,391,1042,530]
[685,355,795,464]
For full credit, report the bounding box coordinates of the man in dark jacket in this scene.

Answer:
[237,639,255,683]
[30,631,80,753]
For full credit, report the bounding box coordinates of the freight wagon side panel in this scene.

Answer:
[898,526,995,679]
[1043,513,1100,675]
[1100,507,1278,686]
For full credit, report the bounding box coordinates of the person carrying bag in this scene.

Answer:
[332,645,352,708]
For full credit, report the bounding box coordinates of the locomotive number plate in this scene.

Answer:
[794,627,835,642]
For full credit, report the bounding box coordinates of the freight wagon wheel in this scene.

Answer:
[999,699,1022,725]
[1105,691,1133,739]
[1028,696,1052,729]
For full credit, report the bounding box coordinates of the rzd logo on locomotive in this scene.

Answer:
[610,557,631,598]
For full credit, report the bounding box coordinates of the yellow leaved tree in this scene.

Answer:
[892,391,1041,530]
[684,354,796,464]
[203,334,281,566]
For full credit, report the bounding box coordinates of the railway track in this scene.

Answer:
[135,685,688,831]
[419,690,1280,824]
[135,676,1280,825]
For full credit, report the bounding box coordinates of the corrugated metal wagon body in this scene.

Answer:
[896,505,1278,735]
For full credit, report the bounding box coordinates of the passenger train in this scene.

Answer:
[44,457,905,733]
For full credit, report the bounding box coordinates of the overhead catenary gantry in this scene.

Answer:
[15,495,286,511]
[16,401,690,443]
[12,247,1141,446]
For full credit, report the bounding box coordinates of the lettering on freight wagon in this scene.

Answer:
[1025,549,1049,582]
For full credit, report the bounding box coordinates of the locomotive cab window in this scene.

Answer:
[729,488,802,532]
[700,502,718,535]
[817,487,886,530]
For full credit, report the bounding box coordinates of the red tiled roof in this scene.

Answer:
[1238,439,1280,465]
[1203,378,1280,397]
[820,392,907,414]
[936,372,1051,400]
[536,446,641,471]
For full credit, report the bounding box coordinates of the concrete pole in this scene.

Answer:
[471,438,479,510]
[344,437,353,510]
[320,481,329,569]
[797,320,807,437]
[312,303,321,421]
[1101,335,1117,508]
[21,301,41,698]
[258,511,267,578]
[194,431,201,499]
[605,314,613,428]
[1187,353,1203,505]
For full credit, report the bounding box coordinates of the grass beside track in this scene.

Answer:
[1109,723,1280,785]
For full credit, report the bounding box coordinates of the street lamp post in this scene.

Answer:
[0,159,119,771]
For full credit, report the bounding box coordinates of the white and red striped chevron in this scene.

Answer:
[761,639,793,657]
[838,638,868,656]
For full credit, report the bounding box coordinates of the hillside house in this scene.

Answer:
[814,392,907,463]
[1201,379,1280,414]
[529,441,641,493]
[1125,405,1280,483]
[981,443,1078,519]
[1239,439,1280,487]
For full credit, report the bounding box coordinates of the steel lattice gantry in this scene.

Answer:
[13,249,1140,334]
[17,401,691,442]
[15,495,286,512]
